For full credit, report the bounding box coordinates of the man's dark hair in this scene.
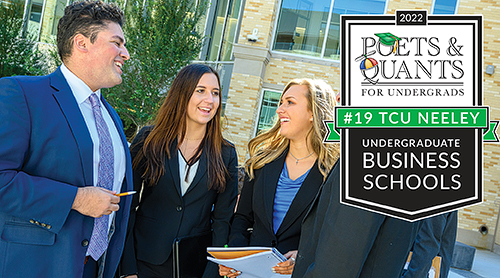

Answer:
[57,0,124,62]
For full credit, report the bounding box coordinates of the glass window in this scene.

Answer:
[256,90,281,135]
[25,0,44,39]
[273,0,386,60]
[219,0,241,61]
[207,0,242,61]
[274,0,330,58]
[432,0,458,14]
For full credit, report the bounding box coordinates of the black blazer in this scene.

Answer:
[120,127,239,276]
[229,151,323,254]
[292,160,421,278]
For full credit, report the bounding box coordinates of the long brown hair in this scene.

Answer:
[245,79,340,180]
[133,64,230,191]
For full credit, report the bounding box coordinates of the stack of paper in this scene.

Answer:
[207,246,291,278]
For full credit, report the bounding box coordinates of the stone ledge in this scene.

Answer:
[451,241,476,271]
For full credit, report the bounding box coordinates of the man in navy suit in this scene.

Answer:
[292,161,420,278]
[0,1,133,277]
[402,211,457,278]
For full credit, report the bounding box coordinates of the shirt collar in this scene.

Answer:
[60,63,101,105]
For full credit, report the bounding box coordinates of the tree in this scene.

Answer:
[104,0,208,139]
[0,0,49,77]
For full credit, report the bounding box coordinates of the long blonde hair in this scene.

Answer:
[245,79,340,180]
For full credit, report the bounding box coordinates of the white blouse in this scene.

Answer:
[178,150,200,196]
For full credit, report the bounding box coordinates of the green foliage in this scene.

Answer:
[104,0,207,138]
[0,1,48,77]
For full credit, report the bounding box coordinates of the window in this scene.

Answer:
[206,0,242,61]
[431,0,459,14]
[25,0,44,39]
[256,90,281,135]
[200,0,243,114]
[273,0,387,60]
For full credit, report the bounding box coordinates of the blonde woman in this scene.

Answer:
[219,79,339,277]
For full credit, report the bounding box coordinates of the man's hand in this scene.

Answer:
[72,187,120,217]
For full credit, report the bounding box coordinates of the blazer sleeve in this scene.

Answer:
[202,145,239,278]
[301,164,386,277]
[0,77,77,234]
[210,145,239,247]
[228,172,255,247]
[119,127,150,276]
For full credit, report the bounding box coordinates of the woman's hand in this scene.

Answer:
[272,250,298,275]
[123,275,138,278]
[219,264,241,277]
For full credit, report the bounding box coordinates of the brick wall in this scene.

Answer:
[223,73,263,165]
[457,0,500,249]
[237,0,279,49]
[264,58,340,88]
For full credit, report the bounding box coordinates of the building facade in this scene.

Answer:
[9,0,500,254]
[220,0,500,254]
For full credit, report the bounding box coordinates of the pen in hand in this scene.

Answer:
[115,191,137,197]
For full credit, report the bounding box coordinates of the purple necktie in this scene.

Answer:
[87,93,115,260]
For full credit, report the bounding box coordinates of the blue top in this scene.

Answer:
[273,162,311,234]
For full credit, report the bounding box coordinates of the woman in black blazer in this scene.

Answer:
[219,79,340,277]
[120,64,238,278]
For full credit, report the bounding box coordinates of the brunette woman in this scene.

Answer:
[120,64,238,278]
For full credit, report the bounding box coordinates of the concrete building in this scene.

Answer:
[8,0,500,255]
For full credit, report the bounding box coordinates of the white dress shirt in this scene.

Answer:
[60,63,126,233]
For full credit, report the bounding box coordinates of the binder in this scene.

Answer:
[207,246,290,278]
[173,231,212,278]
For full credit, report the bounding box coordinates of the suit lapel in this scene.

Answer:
[302,160,340,221]
[184,148,207,196]
[50,68,93,186]
[262,152,287,233]
[166,140,182,197]
[276,161,323,236]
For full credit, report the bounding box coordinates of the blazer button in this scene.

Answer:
[271,240,277,247]
[82,240,89,247]
[176,206,183,212]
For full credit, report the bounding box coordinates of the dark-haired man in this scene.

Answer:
[0,1,132,277]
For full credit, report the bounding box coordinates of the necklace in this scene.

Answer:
[185,137,203,141]
[289,151,315,165]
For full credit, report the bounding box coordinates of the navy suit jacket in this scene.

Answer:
[0,68,133,278]
[292,160,420,278]
[402,211,457,278]
[229,151,323,255]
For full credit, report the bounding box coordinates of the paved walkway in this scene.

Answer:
[449,249,500,278]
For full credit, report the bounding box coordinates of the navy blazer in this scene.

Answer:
[229,151,323,254]
[120,127,238,277]
[292,161,420,278]
[0,68,133,278]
